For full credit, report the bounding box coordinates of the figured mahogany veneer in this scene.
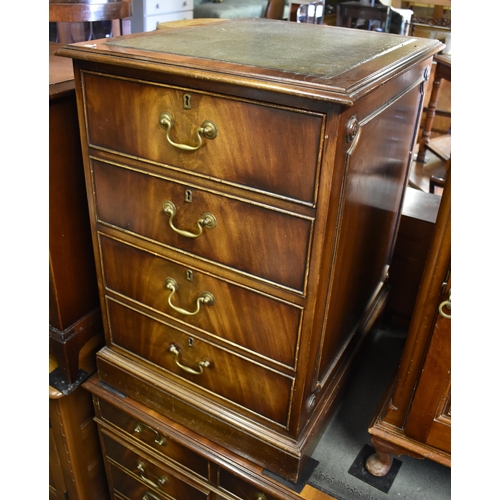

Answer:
[58,19,442,484]
[93,160,313,292]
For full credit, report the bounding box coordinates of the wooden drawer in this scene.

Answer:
[101,430,209,500]
[105,298,294,425]
[82,71,323,204]
[93,159,313,293]
[219,468,279,500]
[100,234,302,369]
[144,0,193,16]
[107,459,209,500]
[98,397,209,479]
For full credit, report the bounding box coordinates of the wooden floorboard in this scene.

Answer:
[300,484,337,500]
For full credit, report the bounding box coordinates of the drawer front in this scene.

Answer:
[100,235,302,369]
[106,299,294,426]
[107,459,209,500]
[93,160,312,292]
[102,431,208,500]
[98,398,209,479]
[219,468,279,500]
[144,0,193,16]
[83,71,323,204]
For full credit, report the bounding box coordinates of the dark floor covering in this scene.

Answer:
[307,324,451,500]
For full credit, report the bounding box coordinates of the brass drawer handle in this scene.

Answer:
[159,112,217,151]
[133,422,167,446]
[162,200,216,239]
[165,277,215,316]
[142,492,162,500]
[136,461,168,489]
[438,289,451,319]
[169,343,211,375]
[256,494,267,500]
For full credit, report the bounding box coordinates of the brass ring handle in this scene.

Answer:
[255,494,267,500]
[159,112,217,151]
[136,461,168,489]
[169,343,211,375]
[142,492,162,500]
[165,277,215,316]
[438,290,451,319]
[133,422,167,446]
[162,201,216,239]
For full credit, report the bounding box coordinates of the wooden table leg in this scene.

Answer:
[417,67,443,163]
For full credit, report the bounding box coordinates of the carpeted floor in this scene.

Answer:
[307,325,451,500]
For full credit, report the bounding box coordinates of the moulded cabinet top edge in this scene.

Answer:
[56,18,443,105]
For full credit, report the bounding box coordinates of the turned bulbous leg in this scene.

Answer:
[365,450,393,477]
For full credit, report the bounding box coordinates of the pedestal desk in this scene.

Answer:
[58,20,442,494]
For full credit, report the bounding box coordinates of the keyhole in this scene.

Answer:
[183,94,191,109]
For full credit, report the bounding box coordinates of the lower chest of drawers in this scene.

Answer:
[86,375,304,500]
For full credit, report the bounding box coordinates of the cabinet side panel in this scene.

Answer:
[316,80,424,384]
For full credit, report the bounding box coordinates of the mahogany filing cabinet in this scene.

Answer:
[58,19,442,489]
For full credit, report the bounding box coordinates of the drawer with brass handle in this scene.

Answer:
[102,431,170,490]
[82,71,324,204]
[93,159,313,293]
[100,235,303,370]
[105,298,295,426]
[219,467,279,500]
[97,397,210,479]
[106,458,210,500]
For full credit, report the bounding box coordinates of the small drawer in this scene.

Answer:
[100,234,302,369]
[144,0,193,16]
[107,459,209,500]
[93,160,312,293]
[105,299,294,426]
[83,71,323,204]
[98,398,209,479]
[219,468,279,500]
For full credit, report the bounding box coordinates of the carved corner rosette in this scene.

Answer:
[346,115,359,143]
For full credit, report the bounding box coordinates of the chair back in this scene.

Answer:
[336,1,391,31]
[265,0,286,19]
[296,1,324,24]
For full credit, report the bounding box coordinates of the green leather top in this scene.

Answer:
[107,18,419,80]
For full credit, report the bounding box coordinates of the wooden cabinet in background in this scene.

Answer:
[50,348,109,500]
[49,42,104,384]
[367,172,451,476]
[58,19,442,486]
[384,187,441,329]
[49,43,107,500]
